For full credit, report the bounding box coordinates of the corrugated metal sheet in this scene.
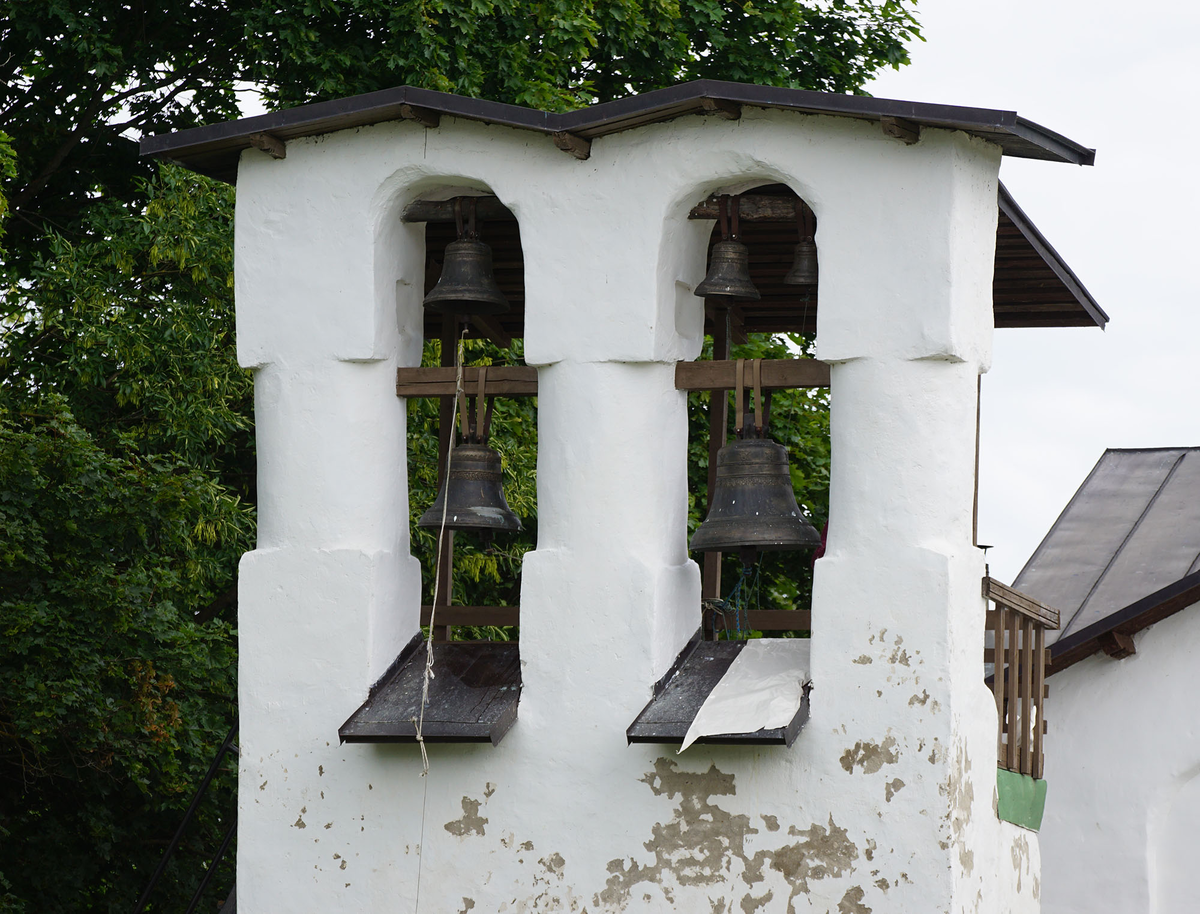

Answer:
[1013,448,1200,646]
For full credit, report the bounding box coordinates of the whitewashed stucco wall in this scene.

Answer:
[233,105,1037,913]
[1040,602,1200,914]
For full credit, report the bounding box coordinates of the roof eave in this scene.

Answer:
[139,79,1096,182]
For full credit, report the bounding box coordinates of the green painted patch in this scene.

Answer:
[996,768,1047,831]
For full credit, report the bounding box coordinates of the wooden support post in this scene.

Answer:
[1020,617,1035,775]
[1005,609,1020,772]
[1033,625,1046,779]
[702,308,731,608]
[992,608,1006,766]
[434,315,458,642]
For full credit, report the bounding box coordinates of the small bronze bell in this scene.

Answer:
[696,240,761,301]
[783,238,818,286]
[424,197,509,316]
[418,442,522,535]
[783,198,818,287]
[695,195,760,302]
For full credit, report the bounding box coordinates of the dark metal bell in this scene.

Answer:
[783,239,818,286]
[690,437,821,557]
[695,240,761,301]
[418,442,521,534]
[424,239,509,315]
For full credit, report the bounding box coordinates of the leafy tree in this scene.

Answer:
[0,0,249,278]
[0,167,251,911]
[246,0,920,111]
[1,0,918,908]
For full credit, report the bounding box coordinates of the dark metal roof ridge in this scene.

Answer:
[140,79,1096,176]
[1047,569,1200,675]
[998,182,1108,328]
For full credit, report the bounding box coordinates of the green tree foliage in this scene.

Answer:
[0,401,248,914]
[246,0,920,111]
[0,167,251,911]
[0,0,248,277]
[1,1,918,908]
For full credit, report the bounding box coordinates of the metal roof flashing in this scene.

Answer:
[139,80,1096,184]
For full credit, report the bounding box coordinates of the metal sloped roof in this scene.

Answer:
[140,80,1095,185]
[1013,448,1200,671]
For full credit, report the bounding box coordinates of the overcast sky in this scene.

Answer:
[867,0,1200,583]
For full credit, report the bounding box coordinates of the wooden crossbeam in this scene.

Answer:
[675,358,830,391]
[396,365,538,397]
[401,196,516,223]
[983,576,1060,629]
[421,605,520,628]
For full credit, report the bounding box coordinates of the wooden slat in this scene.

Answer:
[992,608,1006,766]
[401,196,517,223]
[1020,617,1035,776]
[702,307,731,603]
[983,576,1060,629]
[1033,625,1046,779]
[1005,609,1020,772]
[396,365,538,397]
[675,358,830,392]
[688,194,798,222]
[421,605,519,628]
[745,609,813,631]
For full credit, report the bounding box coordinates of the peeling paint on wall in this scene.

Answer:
[445,796,489,837]
[592,759,861,913]
[840,737,900,775]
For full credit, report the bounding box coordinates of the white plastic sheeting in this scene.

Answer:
[680,639,811,752]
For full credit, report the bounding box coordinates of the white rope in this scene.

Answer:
[412,329,466,914]
[415,330,466,771]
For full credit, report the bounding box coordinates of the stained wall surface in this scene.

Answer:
[1039,602,1200,914]
[234,105,1038,913]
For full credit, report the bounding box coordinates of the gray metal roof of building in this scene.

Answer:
[1013,448,1200,670]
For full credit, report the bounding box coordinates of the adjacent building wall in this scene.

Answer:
[234,106,1033,913]
[1040,601,1200,914]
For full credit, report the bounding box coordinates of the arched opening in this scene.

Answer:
[685,182,830,640]
[403,190,535,642]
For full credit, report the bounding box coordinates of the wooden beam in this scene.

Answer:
[247,132,286,159]
[469,313,513,348]
[552,131,591,160]
[421,605,520,628]
[880,115,920,145]
[1099,630,1136,659]
[700,98,742,120]
[675,358,830,392]
[401,196,516,223]
[399,103,440,128]
[745,609,812,631]
[729,304,748,344]
[982,576,1061,629]
[702,308,730,604]
[689,194,797,222]
[396,365,538,398]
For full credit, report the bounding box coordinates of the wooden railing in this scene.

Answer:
[983,577,1060,779]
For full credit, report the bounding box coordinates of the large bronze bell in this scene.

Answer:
[690,436,821,561]
[783,238,818,286]
[695,194,760,302]
[695,240,761,301]
[424,197,509,316]
[418,442,521,535]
